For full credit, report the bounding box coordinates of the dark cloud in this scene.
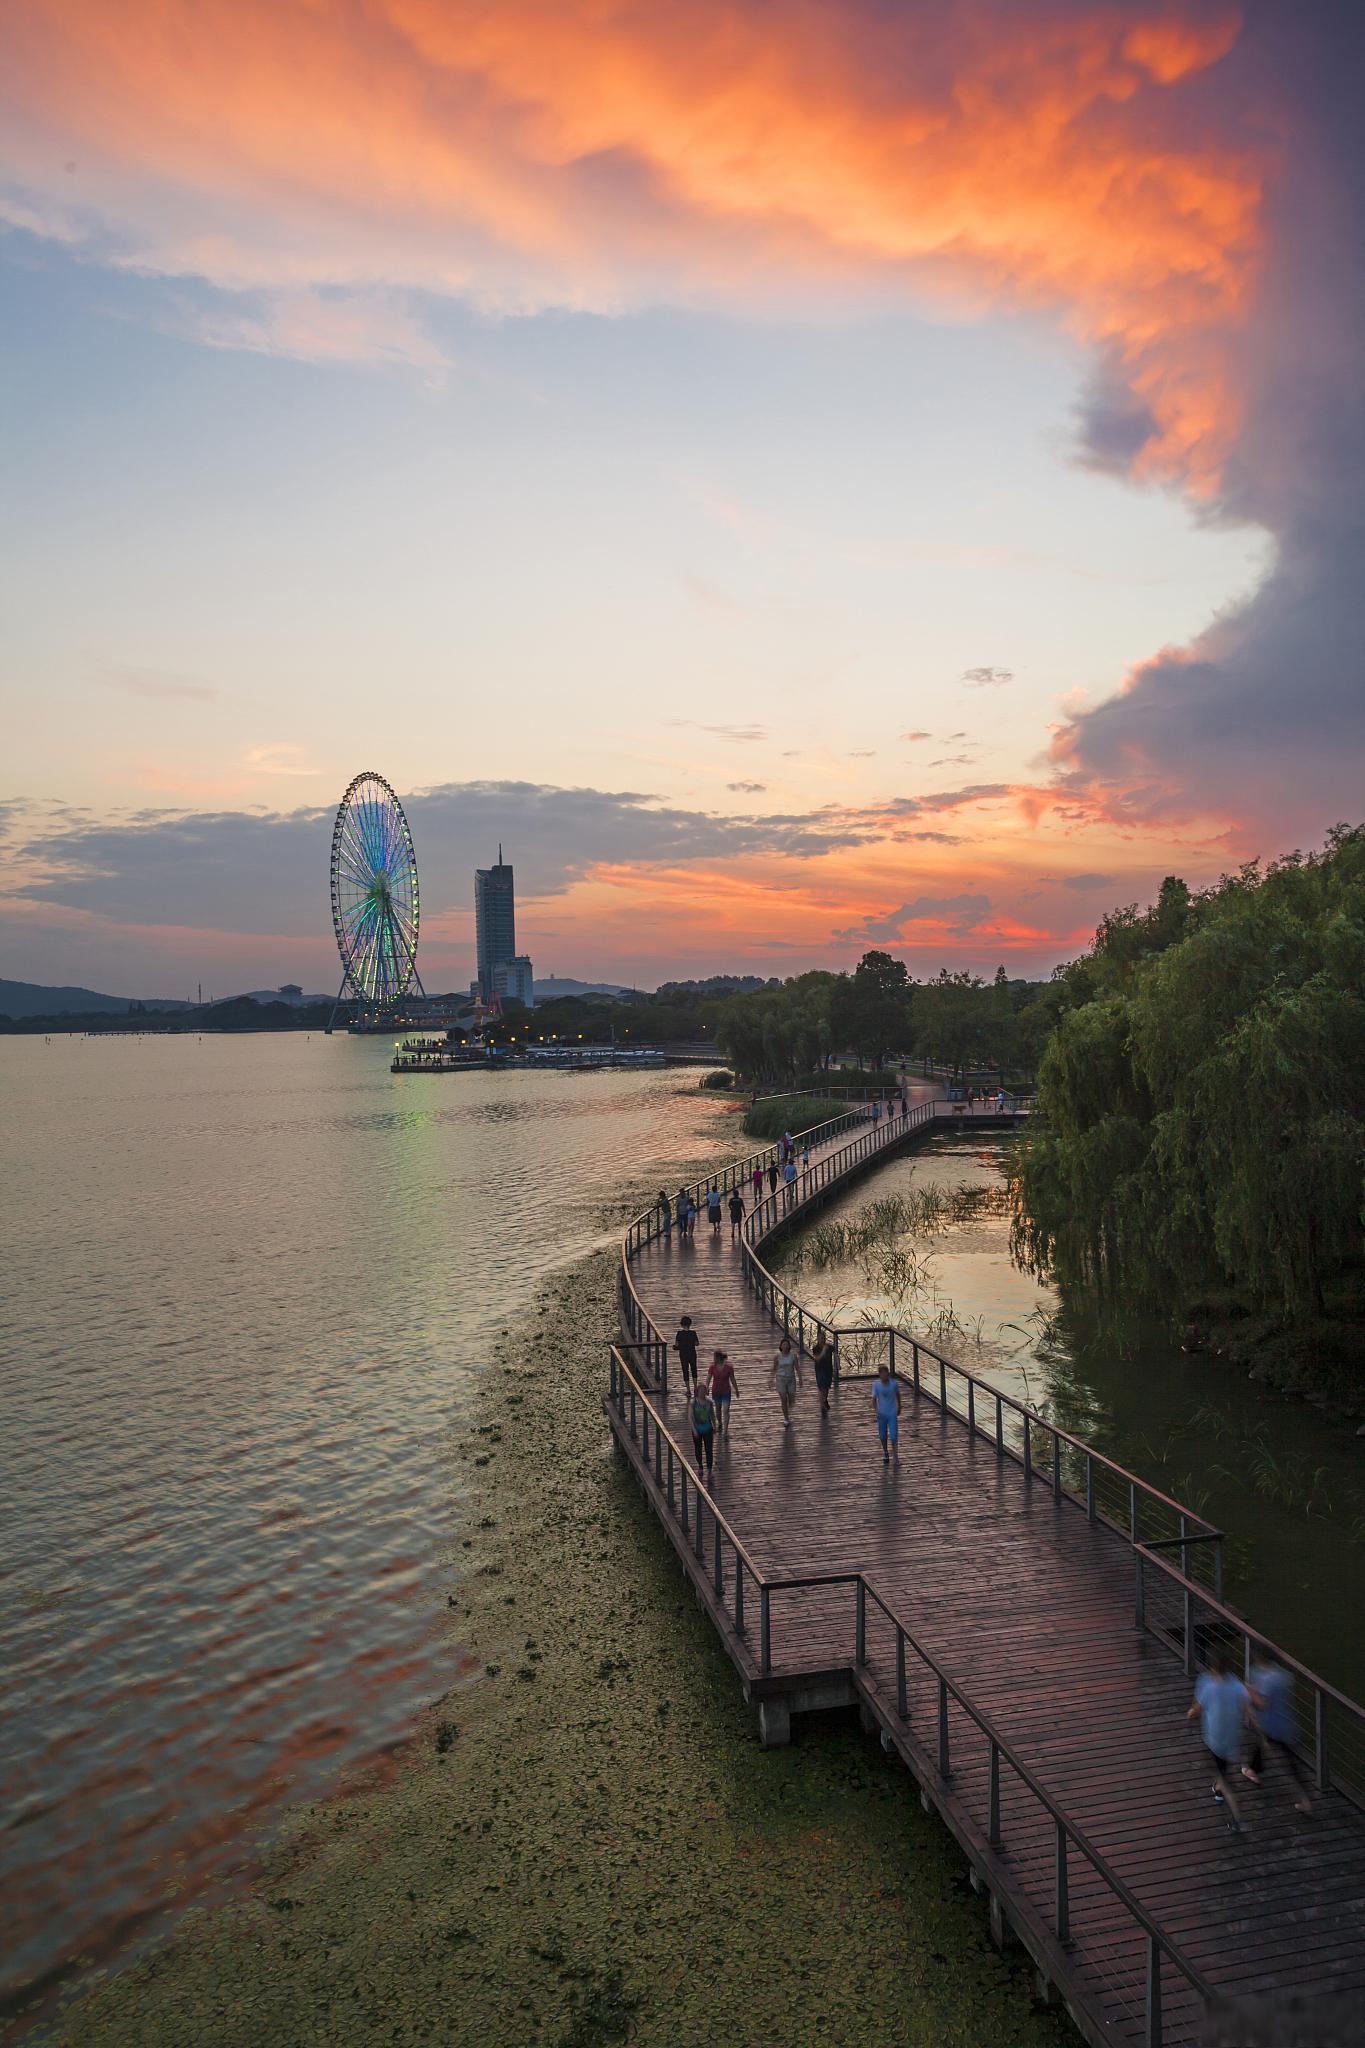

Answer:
[1072,366,1158,476]
[1057,5,1365,842]
[1058,871,1117,891]
[726,780,767,793]
[960,667,1013,688]
[834,892,992,942]
[2,780,880,935]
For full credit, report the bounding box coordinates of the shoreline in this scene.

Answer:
[47,1120,1065,2048]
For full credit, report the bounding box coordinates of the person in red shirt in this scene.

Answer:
[706,1349,739,1435]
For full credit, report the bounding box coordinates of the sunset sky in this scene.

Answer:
[2,0,1361,996]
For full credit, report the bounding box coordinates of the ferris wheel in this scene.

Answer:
[329,771,424,1020]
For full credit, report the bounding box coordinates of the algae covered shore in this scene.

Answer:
[53,1131,1065,2048]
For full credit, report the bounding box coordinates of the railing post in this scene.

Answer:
[1022,1416,1032,1484]
[1213,1535,1224,1604]
[610,1352,618,1401]
[937,1678,950,1777]
[967,1378,976,1437]
[1145,1936,1163,2048]
[994,1392,1003,1458]
[1183,1584,1195,1676]
[680,1469,689,1534]
[988,1740,1000,1847]
[713,1518,723,1596]
[855,1580,866,1667]
[1135,1549,1146,1630]
[1129,1482,1139,1548]
[938,1356,947,1410]
[694,1493,706,1561]
[1086,1454,1096,1525]
[1052,1432,1061,1502]
[760,1588,771,1676]
[888,1327,896,1373]
[912,1343,921,1392]
[1315,1688,1329,1792]
[629,1386,637,1438]
[654,1422,663,1486]
[896,1630,907,1718]
[1054,1821,1070,1943]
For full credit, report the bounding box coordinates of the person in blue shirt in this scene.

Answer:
[1244,1651,1313,1813]
[1187,1648,1249,1830]
[871,1363,901,1467]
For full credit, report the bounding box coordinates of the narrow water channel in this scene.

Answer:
[772,1125,1365,1706]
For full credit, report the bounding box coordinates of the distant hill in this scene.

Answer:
[533,977,639,1001]
[0,978,192,1019]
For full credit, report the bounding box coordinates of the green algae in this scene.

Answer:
[53,1165,1067,2047]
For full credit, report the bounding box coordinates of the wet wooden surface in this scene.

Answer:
[607,1112,1365,2046]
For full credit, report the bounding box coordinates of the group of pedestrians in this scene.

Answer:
[1188,1647,1313,1831]
[658,1181,750,1245]
[673,1315,738,1479]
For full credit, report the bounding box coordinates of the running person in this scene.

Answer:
[689,1384,717,1480]
[1187,1649,1249,1831]
[1245,1651,1313,1812]
[727,1187,745,1238]
[706,1350,738,1434]
[673,1316,700,1393]
[872,1362,901,1465]
[771,1336,801,1426]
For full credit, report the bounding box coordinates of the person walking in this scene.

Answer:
[872,1362,901,1465]
[657,1189,672,1241]
[675,1188,690,1240]
[686,1192,699,1239]
[751,1162,764,1202]
[727,1186,745,1238]
[673,1316,700,1393]
[782,1156,798,1209]
[800,1141,811,1175]
[1244,1651,1313,1812]
[770,1336,801,1426]
[811,1334,836,1416]
[1187,1648,1249,1831]
[767,1160,780,1196]
[706,1349,738,1434]
[782,1128,794,1161]
[689,1383,718,1482]
[706,1183,723,1235]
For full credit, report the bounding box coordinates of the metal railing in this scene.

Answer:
[619,1100,878,1370]
[606,1339,1214,2046]
[738,1106,1228,1599]
[609,1098,1365,2040]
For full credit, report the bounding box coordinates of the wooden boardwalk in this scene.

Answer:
[605,1103,1365,2048]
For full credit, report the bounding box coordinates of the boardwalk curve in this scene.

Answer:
[605,1100,1365,2047]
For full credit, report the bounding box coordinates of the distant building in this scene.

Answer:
[474,849,533,1007]
[278,983,304,1004]
[493,956,535,1010]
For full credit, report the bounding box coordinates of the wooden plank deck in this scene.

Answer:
[605,1108,1365,2048]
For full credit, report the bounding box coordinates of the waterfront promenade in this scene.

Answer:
[605,1102,1365,2048]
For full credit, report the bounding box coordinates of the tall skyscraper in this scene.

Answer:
[475,847,533,1004]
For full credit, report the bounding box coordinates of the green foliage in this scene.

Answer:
[700,1068,734,1090]
[1018,829,1365,1330]
[742,1094,848,1141]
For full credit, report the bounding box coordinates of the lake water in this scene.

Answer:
[773,1125,1365,1706]
[0,1036,730,2030]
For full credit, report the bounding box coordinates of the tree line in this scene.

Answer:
[1016,827,1365,1329]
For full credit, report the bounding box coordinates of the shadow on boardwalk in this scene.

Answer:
[606,1105,1365,2048]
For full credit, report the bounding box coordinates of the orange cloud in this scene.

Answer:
[2,0,1263,490]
